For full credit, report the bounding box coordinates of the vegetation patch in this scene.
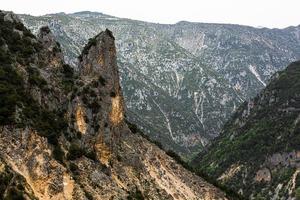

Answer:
[127,188,144,200]
[98,75,106,86]
[0,13,68,164]
[67,142,97,161]
[61,64,75,92]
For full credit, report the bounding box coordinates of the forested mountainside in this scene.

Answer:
[192,61,300,199]
[0,11,228,200]
[20,11,300,158]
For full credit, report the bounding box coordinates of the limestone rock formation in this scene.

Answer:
[0,11,227,200]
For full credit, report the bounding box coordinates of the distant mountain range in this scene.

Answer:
[20,11,300,158]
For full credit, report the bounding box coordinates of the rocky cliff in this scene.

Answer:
[191,61,300,199]
[0,11,227,200]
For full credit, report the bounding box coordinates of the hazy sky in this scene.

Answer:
[2,0,300,28]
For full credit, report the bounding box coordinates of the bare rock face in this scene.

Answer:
[37,26,64,69]
[254,168,271,182]
[70,29,126,166]
[0,12,227,200]
[0,127,76,200]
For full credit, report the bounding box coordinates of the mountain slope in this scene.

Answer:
[0,11,227,199]
[158,22,300,98]
[191,61,300,199]
[20,12,300,158]
[19,12,243,158]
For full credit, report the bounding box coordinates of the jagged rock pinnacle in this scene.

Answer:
[72,29,126,165]
[38,26,63,53]
[38,26,53,46]
[79,29,118,80]
[104,28,115,40]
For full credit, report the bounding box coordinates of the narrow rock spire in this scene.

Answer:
[73,29,126,165]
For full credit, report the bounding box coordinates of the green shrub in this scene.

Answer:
[84,190,93,200]
[110,91,116,97]
[67,143,85,160]
[152,140,163,149]
[67,143,97,161]
[5,188,24,200]
[98,75,106,86]
[85,151,97,161]
[126,121,139,134]
[53,145,65,164]
[127,188,144,200]
[27,66,47,88]
[69,162,79,173]
[166,150,193,170]
[0,65,24,125]
[62,64,74,78]
[61,64,75,92]
[0,170,13,197]
[40,26,51,34]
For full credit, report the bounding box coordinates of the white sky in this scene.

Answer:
[2,0,300,28]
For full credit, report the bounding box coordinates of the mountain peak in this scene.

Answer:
[79,29,117,76]
[73,11,103,15]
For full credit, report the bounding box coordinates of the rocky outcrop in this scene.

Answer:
[254,168,271,182]
[0,127,76,200]
[0,157,37,199]
[0,11,227,199]
[37,26,64,69]
[70,29,127,166]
